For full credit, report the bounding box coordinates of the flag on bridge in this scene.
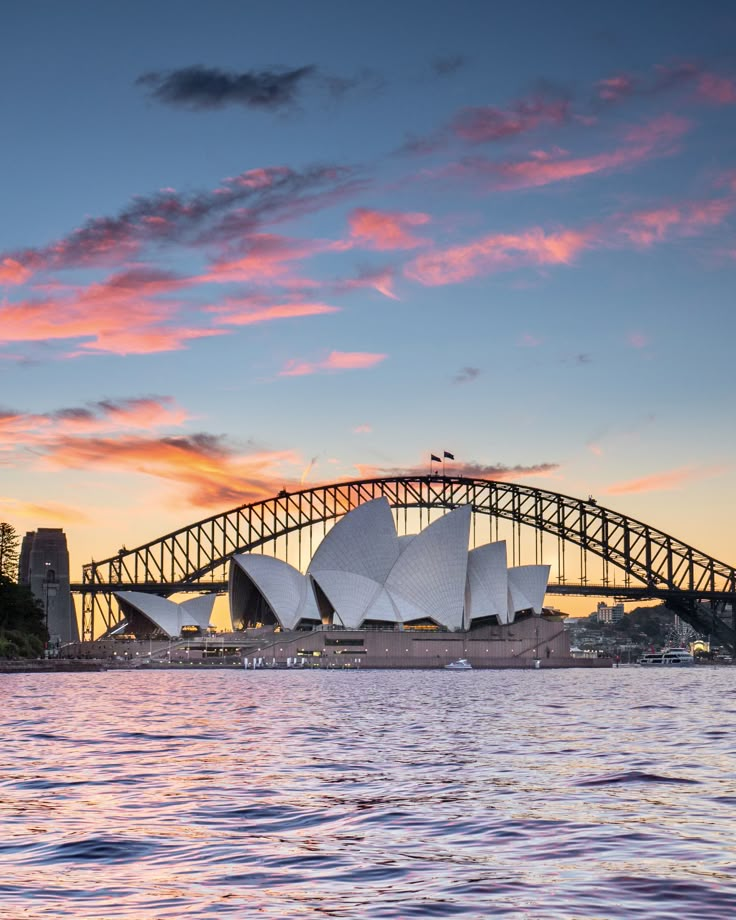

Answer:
[444,451,455,460]
[430,454,441,463]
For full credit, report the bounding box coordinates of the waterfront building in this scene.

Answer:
[230,498,550,632]
[595,601,625,624]
[113,592,216,638]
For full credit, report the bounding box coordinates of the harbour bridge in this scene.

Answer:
[75,476,736,650]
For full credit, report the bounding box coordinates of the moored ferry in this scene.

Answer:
[638,648,695,667]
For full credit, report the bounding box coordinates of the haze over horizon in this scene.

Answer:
[2,0,735,615]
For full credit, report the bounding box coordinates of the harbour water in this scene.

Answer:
[1,668,735,918]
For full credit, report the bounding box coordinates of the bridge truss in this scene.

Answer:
[78,476,736,649]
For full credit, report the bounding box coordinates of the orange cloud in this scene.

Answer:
[604,466,727,495]
[348,209,430,250]
[280,351,388,376]
[405,227,592,286]
[0,497,90,525]
[0,397,189,449]
[0,258,32,285]
[42,434,303,508]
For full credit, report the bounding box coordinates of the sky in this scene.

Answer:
[1,0,735,616]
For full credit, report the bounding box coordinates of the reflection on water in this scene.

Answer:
[1,668,735,918]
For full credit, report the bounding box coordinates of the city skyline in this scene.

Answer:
[2,1,735,612]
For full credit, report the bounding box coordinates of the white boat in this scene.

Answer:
[445,658,473,670]
[638,648,695,667]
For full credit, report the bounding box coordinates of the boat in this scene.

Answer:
[445,658,473,670]
[638,648,695,667]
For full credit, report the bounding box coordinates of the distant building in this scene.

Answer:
[19,528,78,645]
[595,601,624,624]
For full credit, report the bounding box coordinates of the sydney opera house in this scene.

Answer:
[111,499,578,666]
[230,499,548,632]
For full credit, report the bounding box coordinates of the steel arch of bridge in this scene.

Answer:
[79,476,736,647]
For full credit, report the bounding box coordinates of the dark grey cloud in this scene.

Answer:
[452,366,481,384]
[431,55,466,77]
[5,165,362,274]
[53,407,96,422]
[137,64,384,112]
[379,460,559,480]
[137,65,316,110]
[321,68,384,99]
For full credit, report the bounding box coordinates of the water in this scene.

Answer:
[1,668,735,919]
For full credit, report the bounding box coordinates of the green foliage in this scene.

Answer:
[0,522,20,581]
[0,574,47,658]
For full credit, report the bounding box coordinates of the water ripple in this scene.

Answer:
[1,667,735,918]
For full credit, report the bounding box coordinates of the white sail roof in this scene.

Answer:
[507,565,550,618]
[309,570,384,628]
[180,594,217,630]
[114,591,215,637]
[385,505,471,631]
[230,553,318,631]
[308,497,400,582]
[465,541,509,626]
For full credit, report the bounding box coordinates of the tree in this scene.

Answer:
[0,574,47,658]
[0,522,20,581]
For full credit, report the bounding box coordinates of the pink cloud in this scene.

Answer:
[0,268,219,356]
[2,164,357,277]
[444,114,690,192]
[605,466,726,495]
[627,332,648,349]
[519,333,543,347]
[333,266,398,300]
[451,97,569,144]
[405,227,592,286]
[280,350,387,377]
[0,397,189,448]
[353,424,372,434]
[696,72,736,105]
[198,233,353,290]
[596,74,635,102]
[618,197,735,247]
[199,234,333,285]
[0,258,32,285]
[206,298,339,326]
[348,209,430,250]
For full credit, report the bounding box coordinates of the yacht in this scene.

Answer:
[445,658,473,670]
[638,648,695,667]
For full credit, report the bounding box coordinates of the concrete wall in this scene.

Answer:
[245,615,609,668]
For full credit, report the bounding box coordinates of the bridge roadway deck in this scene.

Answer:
[70,582,736,603]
